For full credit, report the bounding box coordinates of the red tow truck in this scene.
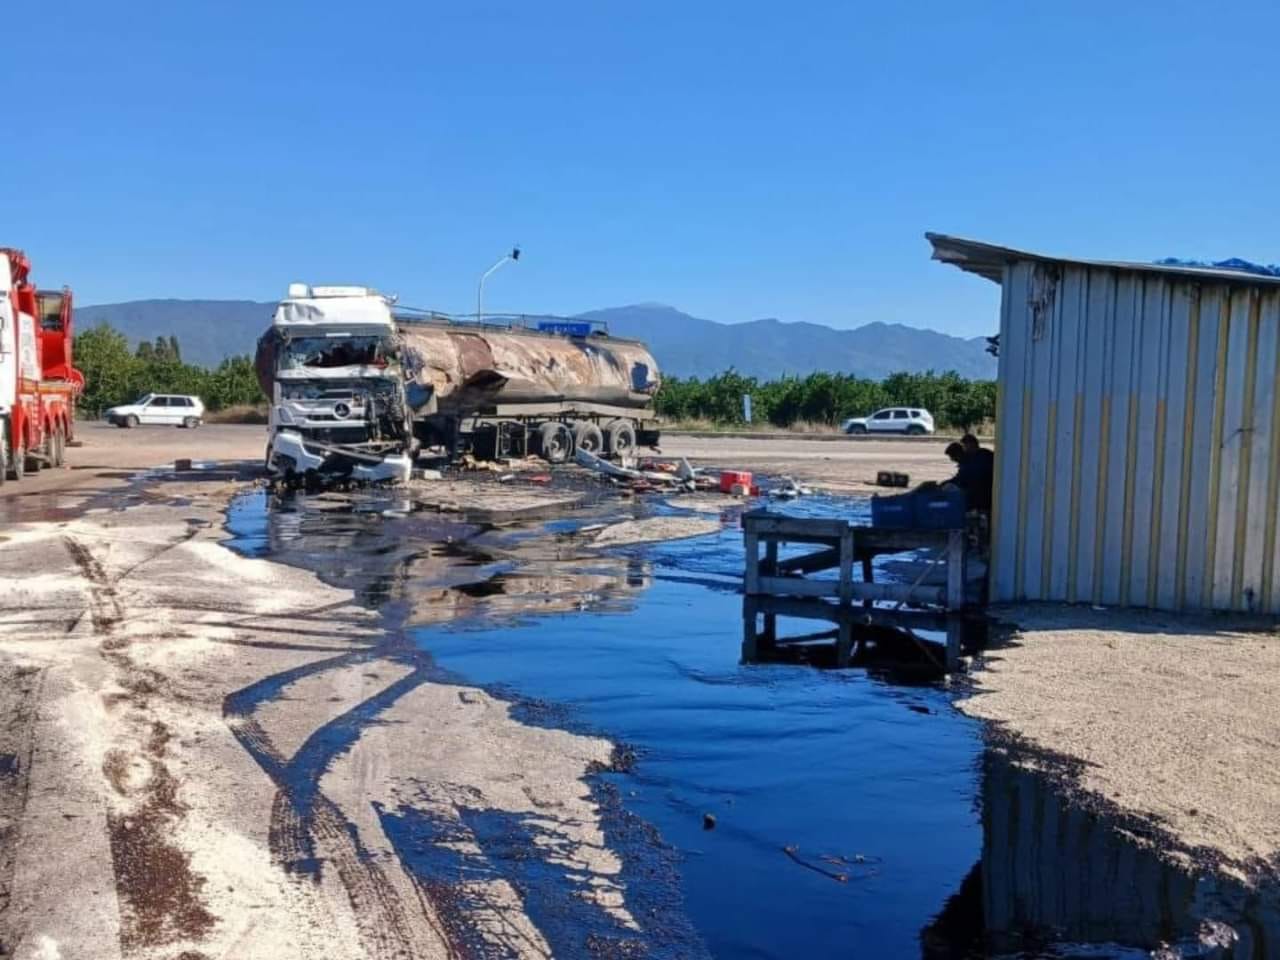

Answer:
[0,248,82,483]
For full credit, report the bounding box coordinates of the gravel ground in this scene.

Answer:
[958,605,1280,882]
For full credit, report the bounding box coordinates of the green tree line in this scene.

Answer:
[654,369,997,430]
[74,323,264,417]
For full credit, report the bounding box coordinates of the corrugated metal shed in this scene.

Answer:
[929,233,1280,613]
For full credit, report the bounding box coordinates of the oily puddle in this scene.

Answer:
[222,486,1274,958]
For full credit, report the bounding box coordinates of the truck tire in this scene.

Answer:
[51,427,65,467]
[537,422,572,464]
[571,421,604,455]
[0,422,7,487]
[8,442,25,482]
[604,419,636,458]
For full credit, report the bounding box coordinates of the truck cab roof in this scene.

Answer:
[273,284,394,331]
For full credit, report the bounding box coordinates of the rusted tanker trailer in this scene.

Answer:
[255,310,662,467]
[395,316,662,462]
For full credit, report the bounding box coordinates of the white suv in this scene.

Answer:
[841,407,935,436]
[106,394,205,429]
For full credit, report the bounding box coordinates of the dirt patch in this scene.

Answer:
[63,536,124,632]
[590,516,722,547]
[108,799,217,949]
[148,721,172,757]
[958,604,1280,881]
[103,750,133,796]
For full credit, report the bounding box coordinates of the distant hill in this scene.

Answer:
[579,304,997,380]
[73,299,996,380]
[75,299,274,367]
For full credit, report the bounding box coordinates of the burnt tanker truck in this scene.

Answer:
[255,284,661,484]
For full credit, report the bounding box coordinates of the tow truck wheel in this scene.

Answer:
[571,421,604,455]
[537,422,573,464]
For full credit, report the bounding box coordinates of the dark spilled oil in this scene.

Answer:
[224,487,1273,959]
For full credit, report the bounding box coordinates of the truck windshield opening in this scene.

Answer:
[283,336,394,370]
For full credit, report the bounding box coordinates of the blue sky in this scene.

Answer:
[11,1,1280,336]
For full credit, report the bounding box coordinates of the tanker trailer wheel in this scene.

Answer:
[537,422,573,464]
[571,421,604,456]
[604,419,637,459]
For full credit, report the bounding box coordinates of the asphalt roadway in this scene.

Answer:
[0,422,959,500]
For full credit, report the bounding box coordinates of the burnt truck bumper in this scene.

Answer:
[267,430,412,485]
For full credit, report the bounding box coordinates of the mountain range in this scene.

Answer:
[74,300,997,381]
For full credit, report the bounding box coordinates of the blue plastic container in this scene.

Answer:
[871,492,916,528]
[913,487,967,529]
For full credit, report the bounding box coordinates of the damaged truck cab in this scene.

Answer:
[259,284,414,486]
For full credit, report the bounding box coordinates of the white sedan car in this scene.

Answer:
[841,407,935,436]
[105,393,205,429]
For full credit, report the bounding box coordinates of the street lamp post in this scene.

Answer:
[476,246,520,324]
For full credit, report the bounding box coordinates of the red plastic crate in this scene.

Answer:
[719,470,753,494]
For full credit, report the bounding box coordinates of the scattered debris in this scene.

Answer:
[767,476,812,500]
[782,845,849,883]
[575,448,683,486]
[460,454,501,473]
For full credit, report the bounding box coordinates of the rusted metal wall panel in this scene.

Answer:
[993,264,1280,612]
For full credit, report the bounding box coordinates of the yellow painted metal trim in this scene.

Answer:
[1231,293,1261,607]
[1202,296,1232,608]
[1067,391,1084,602]
[1093,393,1112,605]
[1147,397,1168,608]
[988,266,1014,603]
[1262,301,1280,610]
[1120,386,1139,607]
[1040,400,1058,598]
[1015,387,1032,600]
[1146,285,1175,607]
[1175,294,1200,609]
[989,394,1005,602]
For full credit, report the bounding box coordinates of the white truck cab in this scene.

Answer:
[264,284,413,485]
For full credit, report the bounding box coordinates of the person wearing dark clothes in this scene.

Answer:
[953,433,994,512]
